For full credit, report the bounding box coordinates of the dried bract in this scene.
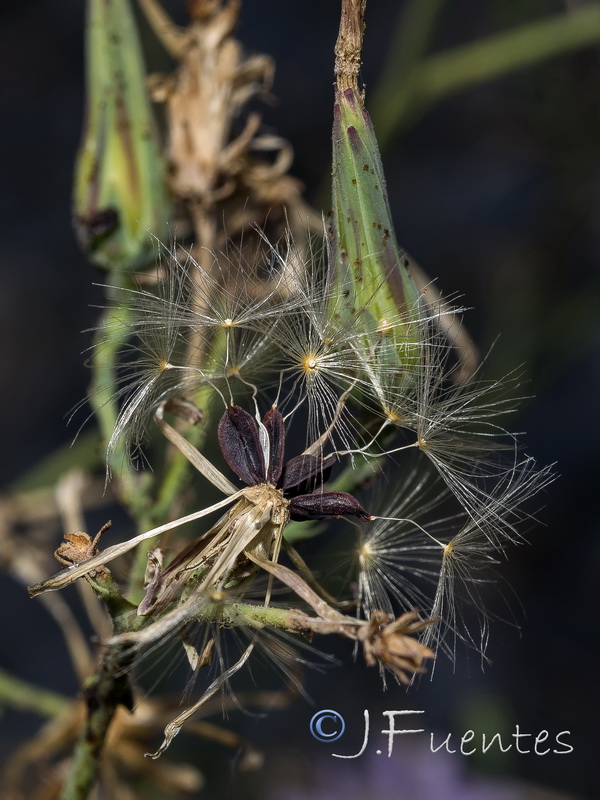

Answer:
[359,610,435,684]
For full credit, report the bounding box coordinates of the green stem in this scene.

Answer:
[58,602,295,799]
[59,590,142,800]
[192,599,302,631]
[89,275,158,606]
[59,645,132,800]
[370,0,446,116]
[9,431,102,492]
[0,668,69,718]
[89,282,154,517]
[371,4,600,143]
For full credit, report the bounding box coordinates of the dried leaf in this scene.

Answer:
[146,644,255,759]
[155,405,236,495]
[28,493,242,597]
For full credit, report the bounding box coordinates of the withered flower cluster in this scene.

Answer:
[29,219,552,756]
[23,0,553,780]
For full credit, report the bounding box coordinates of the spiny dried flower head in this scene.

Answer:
[359,610,435,685]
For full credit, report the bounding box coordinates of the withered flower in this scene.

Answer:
[359,610,434,684]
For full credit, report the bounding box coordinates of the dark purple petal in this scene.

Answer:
[289,491,370,521]
[262,407,285,484]
[217,405,266,485]
[280,453,337,492]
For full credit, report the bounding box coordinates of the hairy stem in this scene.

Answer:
[59,581,140,800]
[335,0,366,93]
[59,644,133,800]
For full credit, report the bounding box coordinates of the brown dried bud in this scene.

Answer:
[358,610,435,684]
[54,521,113,580]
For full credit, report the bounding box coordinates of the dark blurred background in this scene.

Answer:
[1,0,599,798]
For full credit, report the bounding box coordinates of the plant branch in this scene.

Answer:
[335,0,367,93]
[59,643,133,800]
[370,4,600,144]
[0,668,69,719]
[58,575,142,800]
[89,282,153,515]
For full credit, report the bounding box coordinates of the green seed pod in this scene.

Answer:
[330,86,424,379]
[73,0,172,271]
